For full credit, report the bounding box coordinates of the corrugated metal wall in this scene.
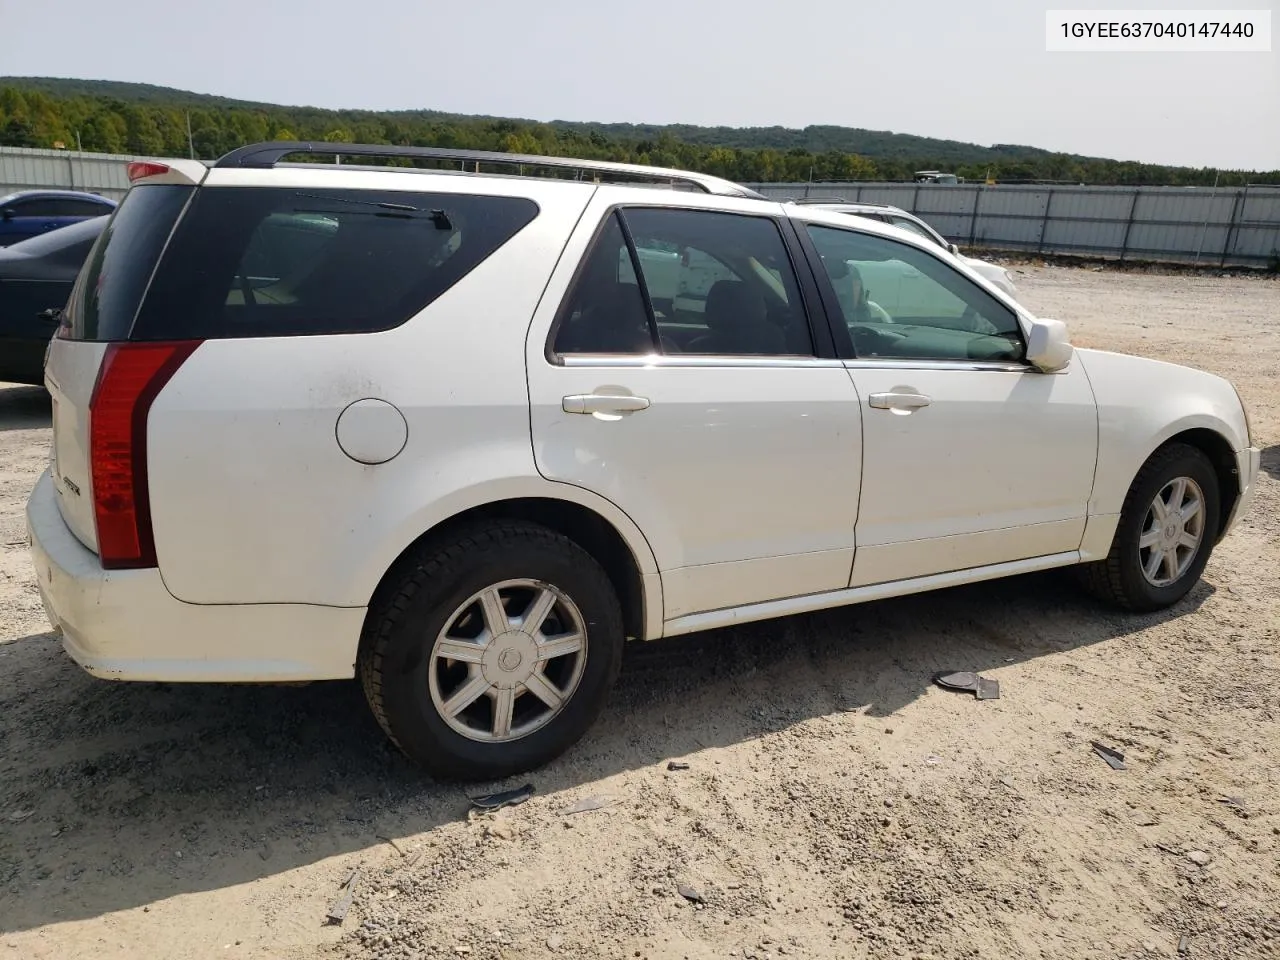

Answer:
[746,181,1280,267]
[3,146,1277,267]
[0,146,144,201]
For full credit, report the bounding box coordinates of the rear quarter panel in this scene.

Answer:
[144,177,617,608]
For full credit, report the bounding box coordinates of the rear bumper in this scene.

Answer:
[25,469,362,682]
[1223,446,1262,537]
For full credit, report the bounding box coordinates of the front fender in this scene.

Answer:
[1078,349,1249,517]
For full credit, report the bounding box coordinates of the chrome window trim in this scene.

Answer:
[842,359,1032,373]
[558,353,844,369]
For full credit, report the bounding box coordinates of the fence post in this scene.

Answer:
[1118,189,1140,264]
[1220,188,1244,268]
[1036,188,1054,255]
[66,152,75,190]
[911,184,921,213]
[855,183,864,201]
[967,186,983,248]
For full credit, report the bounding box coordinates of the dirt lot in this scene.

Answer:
[1,264,1277,960]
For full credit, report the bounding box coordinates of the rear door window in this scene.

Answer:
[131,188,539,340]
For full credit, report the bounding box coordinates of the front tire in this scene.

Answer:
[1078,442,1221,612]
[359,522,625,780]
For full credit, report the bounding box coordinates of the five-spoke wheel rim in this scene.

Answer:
[1138,476,1205,588]
[428,579,587,743]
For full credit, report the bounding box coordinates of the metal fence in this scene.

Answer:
[4,146,1277,268]
[743,181,1280,268]
[0,145,144,201]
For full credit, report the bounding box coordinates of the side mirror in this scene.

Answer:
[1,208,15,222]
[1025,318,1073,373]
[948,242,960,256]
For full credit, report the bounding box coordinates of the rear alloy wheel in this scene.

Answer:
[1078,443,1221,612]
[428,579,588,743]
[359,522,624,780]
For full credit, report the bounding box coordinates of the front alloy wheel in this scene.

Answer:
[1077,442,1221,612]
[1138,477,1206,588]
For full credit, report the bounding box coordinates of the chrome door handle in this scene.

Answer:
[563,394,651,415]
[868,392,931,410]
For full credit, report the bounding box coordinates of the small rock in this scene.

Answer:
[456,948,471,957]
[175,851,183,859]
[1217,901,1228,910]
[1186,850,1212,867]
[884,799,894,809]
[545,934,564,951]
[6,810,34,823]
[884,728,894,735]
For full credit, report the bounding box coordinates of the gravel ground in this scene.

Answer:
[0,264,1277,960]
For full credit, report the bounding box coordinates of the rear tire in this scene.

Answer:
[1077,443,1220,612]
[359,521,624,781]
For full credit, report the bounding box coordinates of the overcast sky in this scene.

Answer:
[4,0,1277,169]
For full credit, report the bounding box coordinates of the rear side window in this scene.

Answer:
[63,184,194,341]
[131,188,539,340]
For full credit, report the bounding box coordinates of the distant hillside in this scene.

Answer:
[1,76,1274,186]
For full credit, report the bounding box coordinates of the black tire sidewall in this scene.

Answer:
[375,529,623,780]
[1114,447,1220,610]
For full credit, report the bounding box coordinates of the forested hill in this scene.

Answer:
[1,77,1273,186]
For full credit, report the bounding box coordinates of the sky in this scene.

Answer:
[3,0,1278,170]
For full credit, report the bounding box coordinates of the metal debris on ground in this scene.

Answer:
[932,671,1000,700]
[468,783,534,813]
[667,761,690,771]
[1217,796,1249,818]
[677,884,705,904]
[375,834,406,856]
[1090,742,1127,770]
[565,795,614,815]
[325,868,361,925]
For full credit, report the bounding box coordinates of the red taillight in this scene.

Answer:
[127,161,171,182]
[89,341,200,569]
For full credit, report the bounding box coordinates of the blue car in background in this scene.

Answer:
[0,190,117,246]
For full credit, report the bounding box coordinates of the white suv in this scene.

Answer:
[28,142,1261,780]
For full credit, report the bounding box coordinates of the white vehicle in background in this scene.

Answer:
[27,142,1261,782]
[791,199,1019,300]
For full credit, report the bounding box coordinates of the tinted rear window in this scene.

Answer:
[130,187,539,340]
[62,184,194,341]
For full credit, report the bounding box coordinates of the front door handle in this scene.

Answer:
[563,393,651,415]
[868,391,931,411]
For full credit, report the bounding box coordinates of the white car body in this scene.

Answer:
[26,146,1261,777]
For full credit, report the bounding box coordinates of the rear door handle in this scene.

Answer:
[563,394,651,415]
[868,392,931,411]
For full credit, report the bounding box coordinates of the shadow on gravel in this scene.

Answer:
[0,568,1212,934]
[1261,444,1280,481]
[0,385,51,433]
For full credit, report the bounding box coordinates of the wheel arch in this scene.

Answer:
[1151,427,1241,543]
[362,488,661,645]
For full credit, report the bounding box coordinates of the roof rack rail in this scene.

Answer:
[792,198,899,209]
[213,141,767,200]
